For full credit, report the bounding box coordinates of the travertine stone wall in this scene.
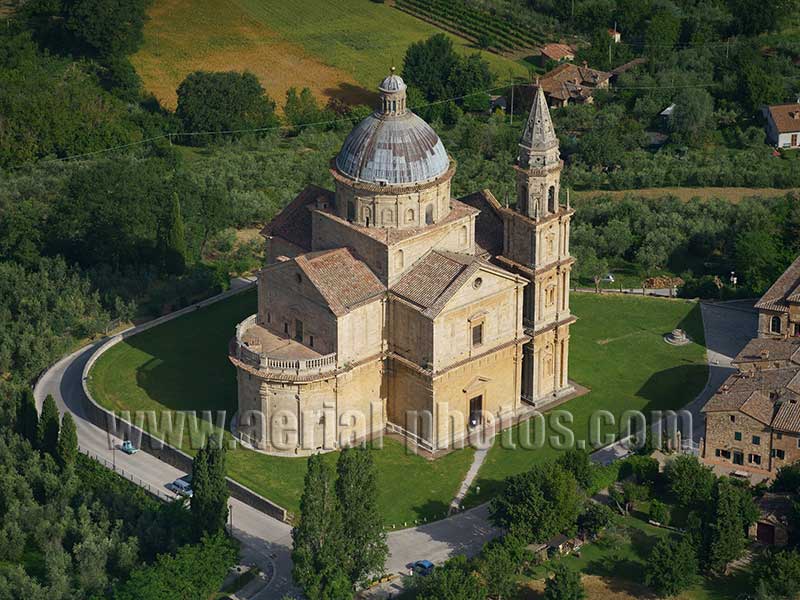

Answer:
[431,342,522,448]
[432,270,524,371]
[334,173,452,229]
[237,358,384,456]
[258,262,337,355]
[703,411,772,472]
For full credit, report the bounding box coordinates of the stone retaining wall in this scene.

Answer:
[80,281,290,523]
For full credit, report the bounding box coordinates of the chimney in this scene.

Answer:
[760,349,770,359]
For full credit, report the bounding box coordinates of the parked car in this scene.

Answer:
[120,440,138,455]
[414,560,434,576]
[600,273,615,283]
[166,476,193,498]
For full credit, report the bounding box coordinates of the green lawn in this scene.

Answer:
[89,288,474,525]
[465,293,708,506]
[89,290,708,526]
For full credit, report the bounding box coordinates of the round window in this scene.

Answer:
[473,277,483,289]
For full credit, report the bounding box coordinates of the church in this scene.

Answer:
[229,70,576,455]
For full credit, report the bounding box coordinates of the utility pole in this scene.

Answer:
[509,73,515,126]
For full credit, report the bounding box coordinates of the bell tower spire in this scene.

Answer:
[515,84,562,220]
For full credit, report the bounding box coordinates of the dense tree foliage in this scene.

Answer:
[751,549,800,599]
[37,394,60,456]
[292,454,350,600]
[645,536,699,596]
[544,563,585,600]
[335,447,388,588]
[0,402,213,599]
[176,71,279,144]
[402,34,493,106]
[490,462,582,543]
[113,534,237,600]
[416,554,486,600]
[190,436,230,538]
[665,455,715,508]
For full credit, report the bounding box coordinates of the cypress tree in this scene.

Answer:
[38,394,60,456]
[292,454,350,600]
[707,478,747,573]
[163,192,187,275]
[335,446,387,587]
[191,435,229,536]
[57,412,79,469]
[15,389,39,445]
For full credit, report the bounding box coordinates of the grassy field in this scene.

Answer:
[89,288,474,526]
[464,293,708,506]
[132,0,530,110]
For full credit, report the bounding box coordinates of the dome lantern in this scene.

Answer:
[378,67,407,116]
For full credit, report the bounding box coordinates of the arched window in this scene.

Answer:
[771,316,783,334]
[392,100,397,112]
[425,204,433,225]
[363,207,371,227]
[405,208,415,223]
[347,200,355,221]
[548,186,556,213]
[395,249,404,270]
[381,208,394,225]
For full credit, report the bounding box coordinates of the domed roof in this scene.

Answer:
[379,72,406,93]
[336,112,450,185]
[336,70,450,186]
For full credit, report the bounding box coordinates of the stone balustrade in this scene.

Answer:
[233,314,338,378]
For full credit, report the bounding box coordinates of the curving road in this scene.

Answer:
[34,290,756,598]
[32,298,498,598]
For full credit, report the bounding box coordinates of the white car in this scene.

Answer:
[166,477,193,498]
[600,273,615,283]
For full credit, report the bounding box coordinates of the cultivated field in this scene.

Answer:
[572,186,799,202]
[132,0,530,110]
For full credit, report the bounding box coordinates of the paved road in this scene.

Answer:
[33,294,758,597]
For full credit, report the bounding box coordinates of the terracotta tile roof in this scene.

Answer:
[458,190,504,258]
[755,254,800,312]
[391,250,516,317]
[295,248,384,316]
[261,185,334,251]
[539,63,611,102]
[767,103,800,133]
[732,337,800,365]
[773,398,800,433]
[540,43,574,61]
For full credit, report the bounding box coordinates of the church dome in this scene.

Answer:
[335,69,450,186]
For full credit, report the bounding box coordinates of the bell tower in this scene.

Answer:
[501,83,575,403]
[516,83,562,219]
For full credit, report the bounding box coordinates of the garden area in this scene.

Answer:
[88,288,708,526]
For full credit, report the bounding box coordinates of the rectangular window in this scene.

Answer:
[295,319,304,343]
[778,449,786,460]
[284,322,289,334]
[777,432,783,440]
[753,454,762,465]
[715,449,721,457]
[721,450,731,459]
[267,312,271,323]
[752,435,760,445]
[734,431,742,441]
[309,335,314,348]
[472,323,484,347]
[730,415,736,423]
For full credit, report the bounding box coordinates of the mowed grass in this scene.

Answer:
[465,293,708,506]
[89,288,474,525]
[133,0,530,109]
[89,290,707,524]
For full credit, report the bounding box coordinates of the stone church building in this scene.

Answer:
[229,71,575,455]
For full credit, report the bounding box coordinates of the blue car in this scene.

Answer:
[120,440,138,455]
[414,560,434,576]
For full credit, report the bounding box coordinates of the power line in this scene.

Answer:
[4,77,720,171]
